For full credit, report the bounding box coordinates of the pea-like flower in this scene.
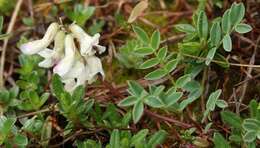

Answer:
[69,24,106,56]
[20,22,59,55]
[19,22,106,92]
[37,30,65,68]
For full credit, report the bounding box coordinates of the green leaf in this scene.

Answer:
[145,68,167,80]
[39,93,50,107]
[243,131,257,143]
[209,22,221,46]
[148,130,167,148]
[133,101,144,123]
[84,99,94,113]
[133,26,149,44]
[213,132,231,148]
[165,59,178,73]
[243,118,260,131]
[176,74,192,88]
[197,11,208,39]
[110,129,120,148]
[127,81,144,97]
[220,111,242,129]
[0,16,3,33]
[22,17,34,26]
[118,96,137,107]
[131,129,149,146]
[139,58,160,69]
[150,30,160,49]
[135,47,155,56]
[65,4,95,26]
[156,47,167,61]
[40,116,52,147]
[175,24,195,33]
[216,99,228,108]
[206,47,217,65]
[14,134,28,146]
[229,3,245,26]
[72,85,85,101]
[235,23,252,34]
[144,96,164,108]
[223,34,232,52]
[206,89,222,111]
[249,100,259,119]
[0,33,10,40]
[29,91,40,109]
[215,53,230,68]
[0,116,16,144]
[51,74,64,98]
[221,9,231,33]
[164,92,183,107]
[179,42,201,55]
[179,89,202,111]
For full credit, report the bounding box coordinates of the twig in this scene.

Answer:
[237,37,259,114]
[144,109,192,129]
[0,0,23,88]
[17,105,56,119]
[179,52,260,68]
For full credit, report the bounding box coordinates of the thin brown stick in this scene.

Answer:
[144,109,192,129]
[0,0,23,88]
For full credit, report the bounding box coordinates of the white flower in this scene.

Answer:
[63,78,77,93]
[37,31,65,68]
[20,22,59,55]
[60,55,105,92]
[69,24,106,56]
[53,34,76,77]
[84,56,105,84]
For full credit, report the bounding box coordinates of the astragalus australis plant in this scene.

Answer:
[20,22,105,92]
[0,0,259,147]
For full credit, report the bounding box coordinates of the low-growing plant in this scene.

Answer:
[0,1,257,147]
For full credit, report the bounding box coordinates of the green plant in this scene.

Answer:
[118,80,202,123]
[0,16,9,40]
[0,86,19,114]
[16,55,48,111]
[51,74,94,127]
[175,2,251,66]
[0,116,28,147]
[76,129,167,148]
[65,4,95,27]
[202,89,227,122]
[132,26,180,80]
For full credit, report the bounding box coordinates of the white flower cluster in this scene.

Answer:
[20,22,106,92]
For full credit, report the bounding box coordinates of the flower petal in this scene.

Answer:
[53,30,65,60]
[63,60,85,79]
[42,22,59,44]
[37,48,54,58]
[69,24,102,56]
[20,40,47,55]
[53,34,76,77]
[38,58,54,68]
[63,78,77,92]
[94,44,106,54]
[20,22,59,55]
[77,65,91,85]
[85,56,105,82]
